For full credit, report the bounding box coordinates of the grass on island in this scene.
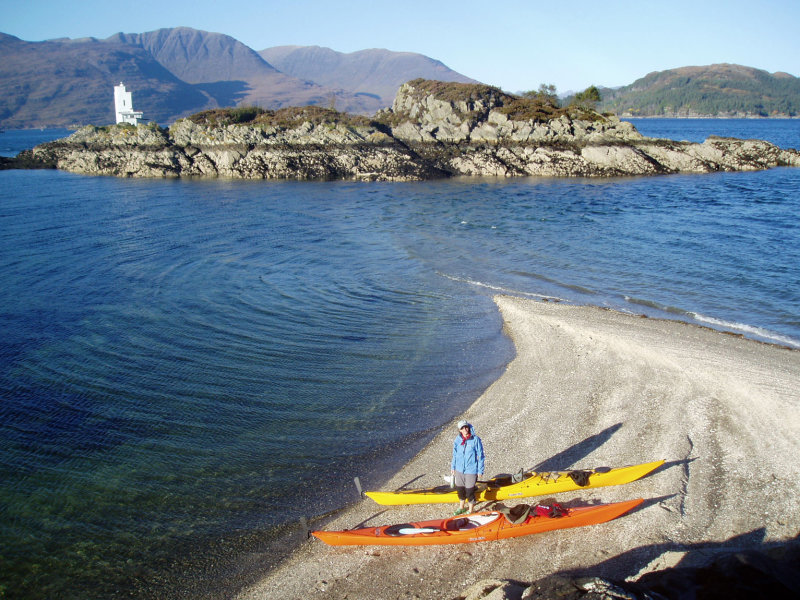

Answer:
[186,105,378,129]
[180,79,609,130]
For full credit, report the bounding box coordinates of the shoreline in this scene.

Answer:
[236,296,800,599]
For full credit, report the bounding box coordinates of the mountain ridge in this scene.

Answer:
[0,28,473,128]
[1,28,798,129]
[103,28,378,112]
[259,45,477,107]
[0,32,211,127]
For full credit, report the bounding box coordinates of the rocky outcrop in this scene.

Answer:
[17,80,800,181]
[456,541,800,599]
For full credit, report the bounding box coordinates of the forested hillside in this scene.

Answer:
[597,64,800,117]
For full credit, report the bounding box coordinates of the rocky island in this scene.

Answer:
[10,79,800,180]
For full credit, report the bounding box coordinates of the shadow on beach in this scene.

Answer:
[553,528,800,599]
[528,422,623,472]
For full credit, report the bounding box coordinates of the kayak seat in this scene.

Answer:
[487,474,512,488]
[495,503,533,524]
[445,518,470,531]
[568,470,592,487]
[486,469,526,488]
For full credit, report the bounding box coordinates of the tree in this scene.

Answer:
[571,85,601,109]
[523,83,559,107]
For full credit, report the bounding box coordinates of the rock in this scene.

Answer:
[519,576,651,600]
[455,578,528,600]
[16,79,800,181]
[573,577,651,599]
[497,542,800,600]
[634,543,800,599]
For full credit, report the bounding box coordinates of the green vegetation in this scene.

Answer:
[571,85,602,109]
[503,84,567,121]
[261,106,374,128]
[186,107,266,126]
[402,78,511,105]
[522,84,559,106]
[186,106,375,128]
[181,79,611,132]
[497,96,568,123]
[597,65,800,116]
[504,84,606,122]
[70,122,165,136]
[390,79,603,125]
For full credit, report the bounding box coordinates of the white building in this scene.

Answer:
[114,82,144,125]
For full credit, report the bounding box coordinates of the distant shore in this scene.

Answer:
[236,296,800,599]
[623,114,800,119]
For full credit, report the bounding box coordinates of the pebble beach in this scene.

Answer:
[237,295,800,599]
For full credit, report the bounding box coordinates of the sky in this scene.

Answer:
[3,0,799,94]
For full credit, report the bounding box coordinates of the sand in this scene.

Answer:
[236,296,800,599]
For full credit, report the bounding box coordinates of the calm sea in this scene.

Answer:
[1,119,799,599]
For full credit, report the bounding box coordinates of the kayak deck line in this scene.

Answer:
[364,460,664,506]
[312,498,645,546]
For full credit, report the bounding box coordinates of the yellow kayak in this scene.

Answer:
[364,459,664,506]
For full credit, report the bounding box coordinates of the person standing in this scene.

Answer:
[451,419,484,515]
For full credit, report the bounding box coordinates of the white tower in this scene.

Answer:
[114,82,144,125]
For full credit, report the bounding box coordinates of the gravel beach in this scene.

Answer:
[237,296,800,599]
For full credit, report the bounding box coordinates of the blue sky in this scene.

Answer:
[3,0,798,94]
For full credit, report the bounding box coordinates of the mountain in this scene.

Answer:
[0,32,211,128]
[107,28,377,113]
[597,64,800,117]
[1,27,473,128]
[4,27,797,129]
[259,45,477,107]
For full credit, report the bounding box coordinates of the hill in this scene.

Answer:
[3,27,798,129]
[0,32,211,128]
[0,28,475,128]
[597,64,800,117]
[107,28,377,114]
[259,45,477,107]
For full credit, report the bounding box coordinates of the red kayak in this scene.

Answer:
[312,498,643,546]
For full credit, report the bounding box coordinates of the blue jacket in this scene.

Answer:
[451,425,485,475]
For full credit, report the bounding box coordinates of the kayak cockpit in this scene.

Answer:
[385,525,440,536]
[444,513,501,531]
[383,513,501,536]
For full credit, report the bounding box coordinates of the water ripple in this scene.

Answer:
[1,123,799,598]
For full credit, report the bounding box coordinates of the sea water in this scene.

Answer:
[1,120,798,599]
